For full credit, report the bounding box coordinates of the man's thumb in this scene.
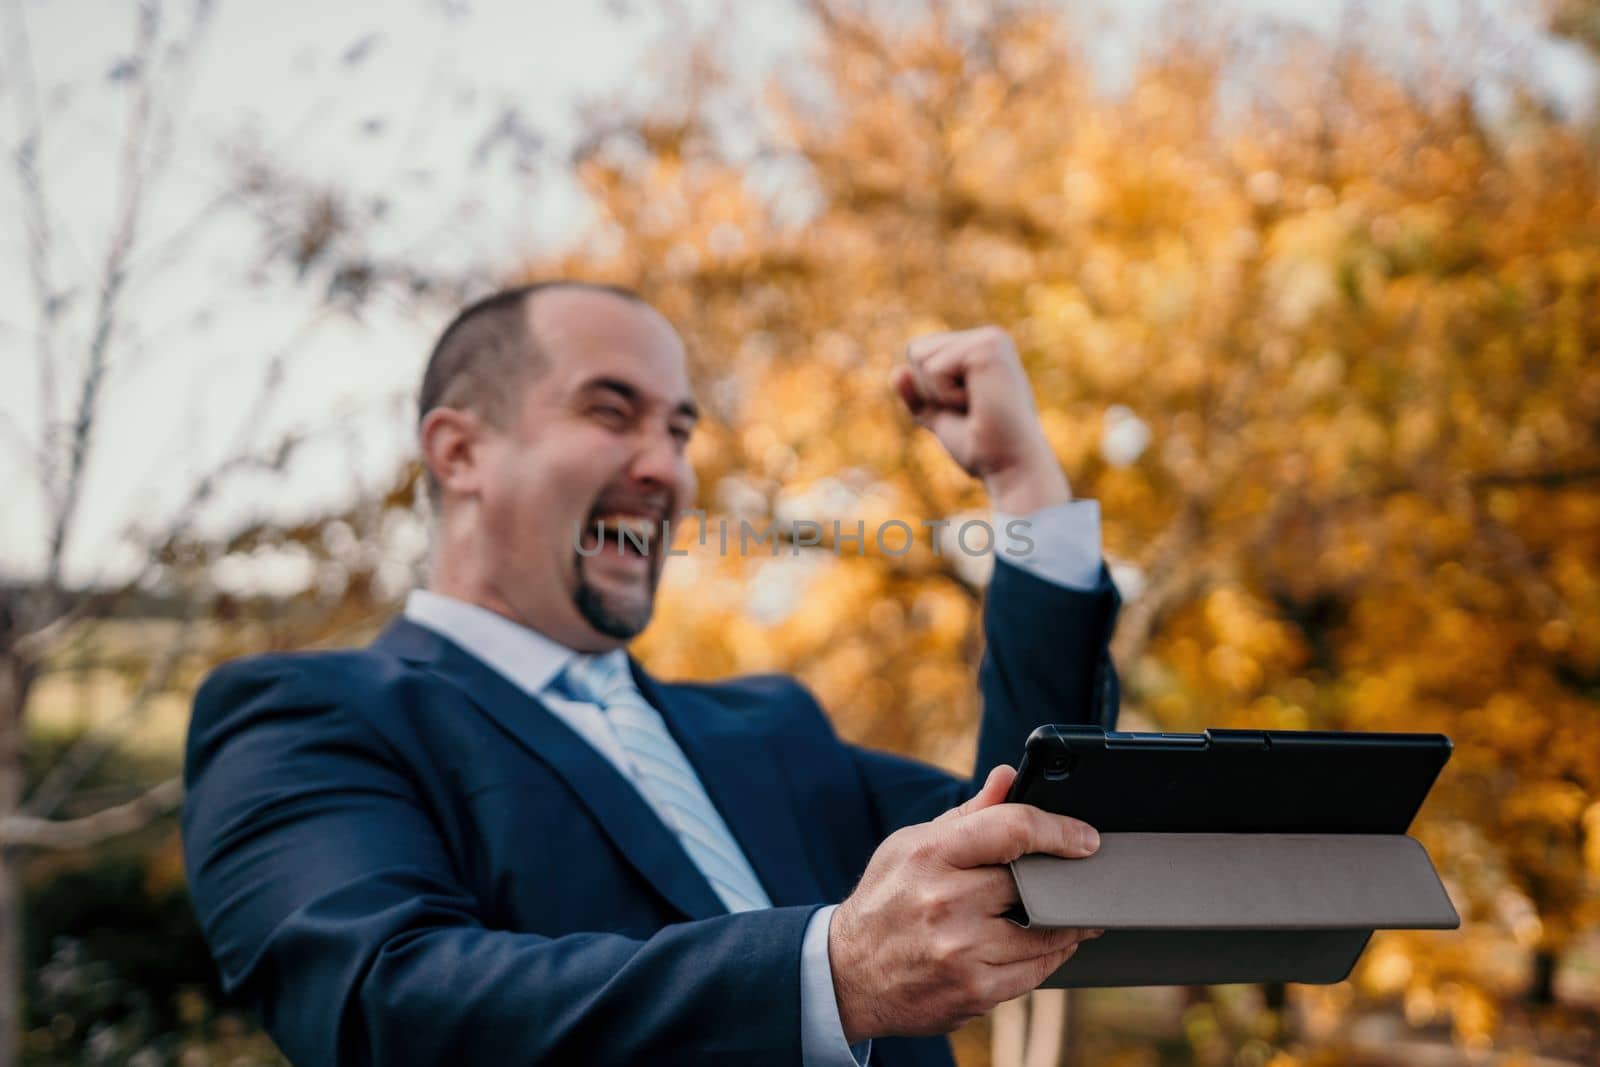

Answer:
[935,764,1016,823]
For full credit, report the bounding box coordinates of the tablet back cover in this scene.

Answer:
[1037,929,1374,988]
[1004,728,1457,987]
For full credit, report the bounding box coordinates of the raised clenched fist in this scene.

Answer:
[891,326,1071,514]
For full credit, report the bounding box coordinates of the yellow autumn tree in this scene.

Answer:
[484,1,1600,1060]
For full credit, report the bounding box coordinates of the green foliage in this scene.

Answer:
[22,842,282,1066]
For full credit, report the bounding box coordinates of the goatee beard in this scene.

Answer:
[573,562,655,640]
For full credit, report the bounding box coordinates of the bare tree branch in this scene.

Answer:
[21,614,196,820]
[93,307,332,579]
[15,421,311,658]
[0,776,181,849]
[41,3,162,609]
[1111,500,1212,669]
[1470,464,1600,491]
[11,586,126,664]
[3,0,63,508]
[154,429,310,544]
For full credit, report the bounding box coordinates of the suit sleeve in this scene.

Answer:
[846,556,1121,834]
[182,659,817,1067]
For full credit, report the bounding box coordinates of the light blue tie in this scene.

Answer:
[554,654,772,914]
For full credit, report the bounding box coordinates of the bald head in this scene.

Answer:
[415,278,698,650]
[416,280,648,507]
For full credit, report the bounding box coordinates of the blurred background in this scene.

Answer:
[3,0,1599,1064]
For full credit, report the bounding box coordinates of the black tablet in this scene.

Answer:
[1001,725,1457,988]
[1006,725,1453,834]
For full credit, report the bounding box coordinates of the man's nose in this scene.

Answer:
[626,425,682,489]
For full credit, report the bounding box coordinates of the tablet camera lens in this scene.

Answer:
[1044,754,1075,781]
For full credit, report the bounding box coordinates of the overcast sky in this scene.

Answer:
[1,0,1591,593]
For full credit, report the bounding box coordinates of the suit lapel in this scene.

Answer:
[632,662,827,909]
[372,617,726,923]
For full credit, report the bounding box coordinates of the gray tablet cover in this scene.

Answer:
[1011,832,1459,988]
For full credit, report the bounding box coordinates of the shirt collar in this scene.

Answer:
[402,588,626,698]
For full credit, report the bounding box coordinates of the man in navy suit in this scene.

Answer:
[182,281,1121,1066]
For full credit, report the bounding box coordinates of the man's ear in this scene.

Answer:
[420,407,487,500]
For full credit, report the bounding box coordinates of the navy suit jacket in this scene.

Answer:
[181,559,1120,1066]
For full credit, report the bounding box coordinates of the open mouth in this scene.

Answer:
[577,511,666,562]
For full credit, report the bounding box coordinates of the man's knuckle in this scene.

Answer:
[986,868,1018,900]
[886,825,925,858]
[954,973,991,1013]
[1025,959,1055,988]
[934,991,981,1029]
[978,325,1014,353]
[950,818,984,853]
[959,996,992,1022]
[905,833,941,866]
[977,973,1016,1010]
[928,933,966,969]
[1000,813,1032,854]
[912,882,947,917]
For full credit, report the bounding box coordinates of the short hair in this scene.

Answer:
[416,280,646,509]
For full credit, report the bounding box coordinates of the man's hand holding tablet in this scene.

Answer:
[827,765,1104,1043]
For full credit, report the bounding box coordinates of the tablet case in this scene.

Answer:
[1005,728,1460,988]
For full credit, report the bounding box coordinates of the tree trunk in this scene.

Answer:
[1527,948,1559,1007]
[992,989,1071,1067]
[1263,981,1290,1045]
[0,646,29,1067]
[0,846,17,1067]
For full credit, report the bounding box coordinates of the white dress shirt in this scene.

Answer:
[402,499,1103,1066]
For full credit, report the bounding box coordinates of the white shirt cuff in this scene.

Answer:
[993,499,1103,591]
[800,904,870,1066]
